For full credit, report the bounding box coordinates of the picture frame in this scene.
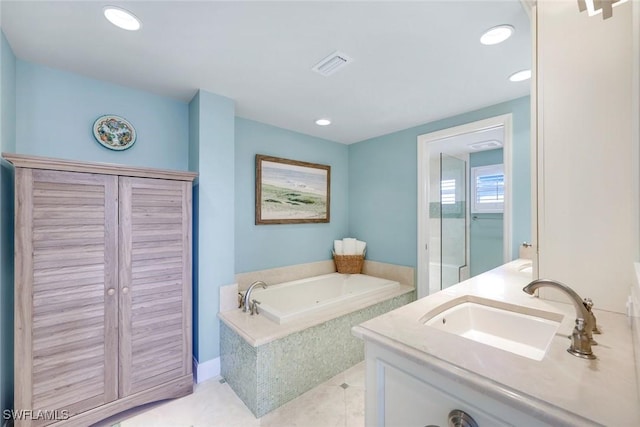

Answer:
[256,154,331,224]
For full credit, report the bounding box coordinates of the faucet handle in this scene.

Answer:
[250,299,261,315]
[583,297,601,334]
[238,292,245,309]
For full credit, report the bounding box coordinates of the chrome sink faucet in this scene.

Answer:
[241,281,267,313]
[522,279,597,360]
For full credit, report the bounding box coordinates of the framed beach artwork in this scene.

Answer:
[255,155,331,224]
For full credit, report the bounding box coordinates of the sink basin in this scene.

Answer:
[423,297,563,361]
[519,262,533,273]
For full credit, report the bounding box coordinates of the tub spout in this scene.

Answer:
[243,281,267,313]
[522,279,596,359]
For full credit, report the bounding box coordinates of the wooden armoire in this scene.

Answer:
[3,154,197,426]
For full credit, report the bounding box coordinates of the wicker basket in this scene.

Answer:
[332,251,365,274]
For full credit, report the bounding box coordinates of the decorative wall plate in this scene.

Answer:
[93,115,137,151]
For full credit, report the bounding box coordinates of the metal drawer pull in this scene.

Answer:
[448,409,478,427]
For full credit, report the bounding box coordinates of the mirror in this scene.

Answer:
[418,110,532,297]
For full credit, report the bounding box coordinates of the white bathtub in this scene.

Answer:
[250,273,400,324]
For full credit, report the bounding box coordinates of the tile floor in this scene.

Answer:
[103,362,366,427]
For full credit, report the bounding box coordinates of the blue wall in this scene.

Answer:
[188,93,200,360]
[469,148,504,277]
[1,58,190,403]
[0,31,16,415]
[15,60,189,170]
[348,96,530,270]
[189,90,235,365]
[235,118,349,273]
[348,128,417,267]
[509,99,532,259]
[1,51,530,385]
[1,35,15,154]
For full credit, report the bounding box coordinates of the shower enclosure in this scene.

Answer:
[429,153,468,290]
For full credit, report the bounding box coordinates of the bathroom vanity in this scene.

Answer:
[353,259,640,427]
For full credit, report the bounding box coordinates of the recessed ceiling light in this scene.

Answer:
[315,119,331,126]
[480,25,514,45]
[509,69,532,82]
[104,6,141,31]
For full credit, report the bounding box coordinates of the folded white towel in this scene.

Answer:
[334,240,343,255]
[356,240,366,255]
[343,238,357,255]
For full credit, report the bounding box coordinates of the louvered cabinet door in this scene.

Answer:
[14,169,118,426]
[118,177,192,397]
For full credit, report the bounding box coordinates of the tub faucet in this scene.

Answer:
[242,281,267,313]
[522,279,596,360]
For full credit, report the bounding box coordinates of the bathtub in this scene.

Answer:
[251,272,400,324]
[220,268,414,417]
[220,265,415,417]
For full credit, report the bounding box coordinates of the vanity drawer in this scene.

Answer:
[364,342,582,427]
[381,362,509,427]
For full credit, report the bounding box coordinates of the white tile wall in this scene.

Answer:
[235,260,335,291]
[235,259,415,291]
[219,282,239,312]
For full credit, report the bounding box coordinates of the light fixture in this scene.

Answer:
[103,6,141,31]
[468,140,502,150]
[577,0,628,20]
[315,119,331,126]
[480,25,514,46]
[509,69,531,82]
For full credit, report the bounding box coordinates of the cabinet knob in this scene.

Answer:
[107,288,115,296]
[448,409,478,427]
[122,287,130,294]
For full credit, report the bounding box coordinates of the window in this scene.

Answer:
[440,179,456,205]
[471,164,504,213]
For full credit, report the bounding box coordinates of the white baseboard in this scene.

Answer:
[192,356,220,384]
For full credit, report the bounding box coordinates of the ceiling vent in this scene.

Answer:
[312,51,353,76]
[468,140,502,150]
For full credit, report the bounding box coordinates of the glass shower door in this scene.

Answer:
[439,153,467,289]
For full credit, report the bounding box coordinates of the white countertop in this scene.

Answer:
[353,259,640,426]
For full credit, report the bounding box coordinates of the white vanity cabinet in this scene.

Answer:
[365,342,550,427]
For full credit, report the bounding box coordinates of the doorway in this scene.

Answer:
[417,114,514,298]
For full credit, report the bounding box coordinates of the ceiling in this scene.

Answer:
[1,1,531,144]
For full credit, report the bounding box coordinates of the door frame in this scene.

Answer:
[417,114,513,298]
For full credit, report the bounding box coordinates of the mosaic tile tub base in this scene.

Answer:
[220,292,415,417]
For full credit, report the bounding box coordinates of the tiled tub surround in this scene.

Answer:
[219,261,415,417]
[235,259,414,292]
[354,259,640,426]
